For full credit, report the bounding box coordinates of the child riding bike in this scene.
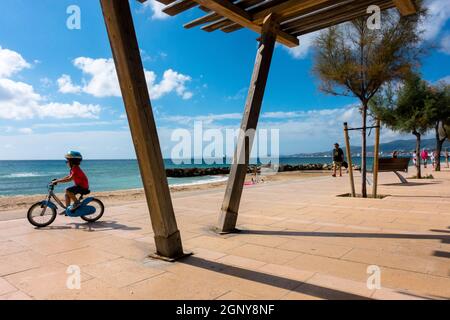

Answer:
[53,151,89,212]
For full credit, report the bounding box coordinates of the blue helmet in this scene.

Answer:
[65,151,83,160]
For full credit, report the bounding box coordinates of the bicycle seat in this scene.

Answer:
[78,190,91,200]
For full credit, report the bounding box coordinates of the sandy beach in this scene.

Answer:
[0,171,330,213]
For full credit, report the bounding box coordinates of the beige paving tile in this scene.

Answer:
[342,248,450,277]
[226,243,300,265]
[83,258,165,288]
[216,290,258,300]
[0,277,17,296]
[49,247,121,267]
[277,238,353,258]
[0,240,28,256]
[122,272,228,300]
[5,262,93,299]
[0,250,47,277]
[217,255,266,270]
[0,290,32,300]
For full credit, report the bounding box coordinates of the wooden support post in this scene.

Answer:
[372,119,381,198]
[344,122,356,197]
[100,0,184,259]
[217,14,278,233]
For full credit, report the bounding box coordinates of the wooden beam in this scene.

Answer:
[192,0,299,47]
[100,0,185,259]
[184,0,263,29]
[393,0,416,16]
[253,0,341,24]
[344,123,356,197]
[372,119,381,198]
[218,14,278,233]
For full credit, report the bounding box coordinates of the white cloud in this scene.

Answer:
[0,46,30,77]
[285,31,320,60]
[0,60,101,120]
[57,74,82,94]
[58,57,193,100]
[141,0,169,20]
[420,0,450,41]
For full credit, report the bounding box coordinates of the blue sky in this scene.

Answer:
[0,0,449,160]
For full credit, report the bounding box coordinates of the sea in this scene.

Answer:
[0,157,399,196]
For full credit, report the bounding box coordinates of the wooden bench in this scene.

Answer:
[370,158,410,183]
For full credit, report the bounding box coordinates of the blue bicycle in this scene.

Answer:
[27,180,105,228]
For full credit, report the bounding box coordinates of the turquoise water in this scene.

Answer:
[0,157,382,196]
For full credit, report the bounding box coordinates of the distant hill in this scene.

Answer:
[288,138,450,157]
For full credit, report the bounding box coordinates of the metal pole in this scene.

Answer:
[372,119,381,198]
[344,123,356,197]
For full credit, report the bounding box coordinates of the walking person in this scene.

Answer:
[412,150,417,166]
[332,143,344,177]
[421,149,428,169]
[430,150,436,170]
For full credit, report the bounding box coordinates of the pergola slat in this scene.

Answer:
[223,0,348,34]
[190,0,264,31]
[163,0,198,16]
[283,0,388,33]
[191,0,299,47]
[293,1,395,36]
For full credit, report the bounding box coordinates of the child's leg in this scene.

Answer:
[65,189,78,207]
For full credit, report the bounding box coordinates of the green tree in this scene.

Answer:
[371,73,434,178]
[313,6,424,197]
[426,82,450,171]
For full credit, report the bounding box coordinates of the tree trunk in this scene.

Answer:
[435,123,444,172]
[361,103,368,198]
[413,130,421,179]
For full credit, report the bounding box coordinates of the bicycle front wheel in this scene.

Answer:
[81,199,104,223]
[27,202,57,228]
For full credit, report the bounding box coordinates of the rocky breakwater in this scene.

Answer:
[166,163,336,178]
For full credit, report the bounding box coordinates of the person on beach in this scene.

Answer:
[431,150,438,169]
[392,150,399,159]
[332,143,344,177]
[53,151,89,211]
[412,151,417,166]
[421,149,428,168]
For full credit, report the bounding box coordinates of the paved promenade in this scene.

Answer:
[0,167,449,300]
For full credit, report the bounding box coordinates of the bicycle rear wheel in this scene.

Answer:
[81,199,104,223]
[27,202,57,228]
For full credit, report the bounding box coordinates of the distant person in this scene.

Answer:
[430,150,437,169]
[53,151,89,212]
[332,143,344,177]
[392,151,399,159]
[421,149,428,168]
[412,151,417,166]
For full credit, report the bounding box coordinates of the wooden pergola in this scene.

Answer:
[99,0,417,259]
